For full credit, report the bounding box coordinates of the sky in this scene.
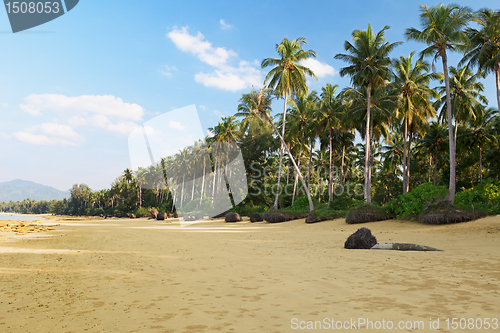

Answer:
[1,0,498,192]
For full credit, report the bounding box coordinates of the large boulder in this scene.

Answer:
[344,227,377,249]
[225,212,241,222]
[149,208,158,219]
[156,212,167,220]
[130,214,136,219]
[249,213,263,222]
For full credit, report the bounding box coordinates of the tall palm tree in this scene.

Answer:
[315,84,343,202]
[335,24,401,203]
[406,3,472,202]
[461,9,500,114]
[247,88,315,212]
[391,52,437,193]
[459,105,498,182]
[261,37,317,209]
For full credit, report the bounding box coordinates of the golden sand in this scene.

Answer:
[0,216,499,332]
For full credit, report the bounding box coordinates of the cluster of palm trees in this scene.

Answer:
[232,4,500,212]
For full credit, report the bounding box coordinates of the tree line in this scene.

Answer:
[1,4,499,216]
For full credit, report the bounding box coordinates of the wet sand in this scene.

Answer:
[0,216,499,332]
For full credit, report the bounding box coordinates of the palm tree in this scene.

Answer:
[406,3,472,202]
[335,24,401,203]
[391,52,437,193]
[417,121,448,185]
[435,66,487,146]
[246,87,315,212]
[315,84,343,202]
[459,105,498,182]
[461,9,500,114]
[123,168,133,184]
[261,37,317,209]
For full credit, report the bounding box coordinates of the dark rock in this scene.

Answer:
[156,212,167,220]
[116,213,122,218]
[195,214,203,220]
[183,214,196,221]
[305,213,319,223]
[130,214,136,219]
[344,227,377,249]
[225,212,241,222]
[249,213,263,222]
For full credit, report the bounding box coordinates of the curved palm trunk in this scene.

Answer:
[264,113,315,212]
[406,129,412,192]
[443,52,456,203]
[433,151,439,186]
[365,82,372,203]
[292,132,305,204]
[402,117,408,194]
[273,92,289,209]
[341,145,346,184]
[428,155,432,183]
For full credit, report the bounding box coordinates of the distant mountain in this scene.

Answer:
[0,179,69,202]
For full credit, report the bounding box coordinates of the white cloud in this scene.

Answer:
[167,26,262,92]
[13,122,85,147]
[220,19,233,30]
[168,120,185,131]
[19,94,145,136]
[198,105,206,110]
[213,110,222,116]
[20,94,144,121]
[1,103,8,108]
[159,65,177,77]
[299,58,336,79]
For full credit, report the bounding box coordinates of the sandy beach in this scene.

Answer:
[0,216,499,333]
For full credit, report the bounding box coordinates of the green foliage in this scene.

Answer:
[455,179,500,215]
[385,182,447,218]
[287,196,320,212]
[346,203,391,224]
[90,208,105,216]
[133,207,151,218]
[328,192,363,212]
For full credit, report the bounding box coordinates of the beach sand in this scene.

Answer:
[0,216,499,332]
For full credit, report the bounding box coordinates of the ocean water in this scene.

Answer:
[0,215,46,221]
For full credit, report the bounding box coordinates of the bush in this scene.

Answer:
[346,203,391,224]
[133,207,151,218]
[455,179,500,215]
[385,182,447,218]
[328,192,363,212]
[306,208,343,223]
[90,208,105,216]
[288,196,320,212]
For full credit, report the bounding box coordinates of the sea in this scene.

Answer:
[0,214,46,221]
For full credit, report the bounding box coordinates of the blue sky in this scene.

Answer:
[1,0,498,192]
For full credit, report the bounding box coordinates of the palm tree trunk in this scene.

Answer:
[428,155,432,183]
[200,160,206,205]
[406,126,413,192]
[191,169,196,201]
[264,113,315,212]
[365,81,372,203]
[496,63,500,115]
[273,92,288,209]
[442,52,456,203]
[286,158,290,186]
[292,132,305,204]
[180,174,185,208]
[402,117,408,194]
[479,143,483,183]
[341,145,345,184]
[307,140,313,190]
[329,128,333,202]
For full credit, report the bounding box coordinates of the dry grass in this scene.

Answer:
[419,201,488,225]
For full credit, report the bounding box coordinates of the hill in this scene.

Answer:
[0,179,69,202]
